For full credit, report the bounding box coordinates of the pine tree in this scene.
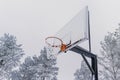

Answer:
[11,47,58,80]
[0,33,24,80]
[99,27,120,80]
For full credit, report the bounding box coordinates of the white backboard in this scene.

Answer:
[55,6,89,51]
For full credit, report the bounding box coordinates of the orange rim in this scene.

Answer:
[45,36,63,48]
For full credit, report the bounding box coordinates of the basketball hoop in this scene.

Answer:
[45,36,67,52]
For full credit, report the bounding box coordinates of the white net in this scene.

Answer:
[46,45,60,59]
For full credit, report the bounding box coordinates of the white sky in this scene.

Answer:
[0,0,120,80]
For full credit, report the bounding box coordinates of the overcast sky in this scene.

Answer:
[0,0,120,80]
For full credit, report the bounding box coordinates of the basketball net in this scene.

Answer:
[45,36,68,59]
[46,45,59,59]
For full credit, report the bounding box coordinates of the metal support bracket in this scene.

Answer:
[70,46,98,80]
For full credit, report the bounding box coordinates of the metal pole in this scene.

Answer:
[88,11,91,53]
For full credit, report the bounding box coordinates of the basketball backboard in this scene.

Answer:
[45,6,89,54]
[45,6,98,80]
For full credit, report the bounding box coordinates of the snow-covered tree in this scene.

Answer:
[38,47,58,80]
[0,33,24,80]
[99,27,120,80]
[11,47,58,80]
[74,60,92,80]
[11,57,41,80]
